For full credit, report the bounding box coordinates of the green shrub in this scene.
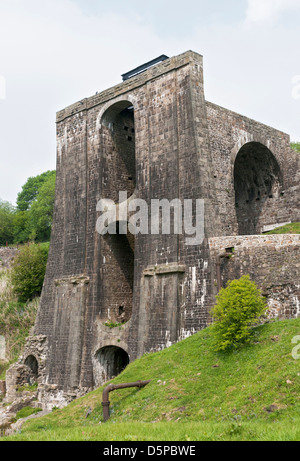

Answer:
[0,360,10,380]
[10,243,49,302]
[211,275,268,351]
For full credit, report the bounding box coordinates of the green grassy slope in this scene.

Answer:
[2,318,300,441]
[264,223,300,234]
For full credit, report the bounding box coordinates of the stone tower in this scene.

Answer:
[12,51,300,409]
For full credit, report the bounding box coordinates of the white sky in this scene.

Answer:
[0,0,299,204]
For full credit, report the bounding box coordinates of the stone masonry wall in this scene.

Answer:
[209,235,300,319]
[28,50,300,407]
[206,102,300,236]
[34,51,219,398]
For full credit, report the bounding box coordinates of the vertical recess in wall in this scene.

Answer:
[99,101,136,324]
[234,142,282,235]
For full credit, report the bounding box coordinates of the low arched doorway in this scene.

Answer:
[234,142,282,235]
[93,346,129,387]
[24,355,39,385]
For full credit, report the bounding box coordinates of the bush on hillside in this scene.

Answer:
[211,275,268,351]
[10,243,49,303]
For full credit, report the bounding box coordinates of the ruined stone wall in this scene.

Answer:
[209,235,300,319]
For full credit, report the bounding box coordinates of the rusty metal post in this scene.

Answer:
[102,380,151,422]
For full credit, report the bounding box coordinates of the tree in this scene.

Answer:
[13,170,56,244]
[28,173,56,242]
[13,210,31,244]
[10,243,49,302]
[211,275,268,351]
[16,170,56,212]
[0,199,15,246]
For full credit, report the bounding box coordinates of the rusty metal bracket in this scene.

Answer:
[102,380,151,422]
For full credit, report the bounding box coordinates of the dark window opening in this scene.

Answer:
[94,346,129,386]
[24,355,38,385]
[234,142,282,235]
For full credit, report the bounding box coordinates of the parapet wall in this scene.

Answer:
[209,235,300,319]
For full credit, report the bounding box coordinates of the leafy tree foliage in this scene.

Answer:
[0,171,56,246]
[211,275,268,351]
[12,210,30,244]
[291,142,300,153]
[16,170,55,212]
[13,170,56,244]
[10,243,49,302]
[25,173,56,242]
[0,199,15,246]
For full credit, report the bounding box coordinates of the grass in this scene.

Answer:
[2,317,300,441]
[264,222,300,234]
[0,361,12,381]
[14,406,42,420]
[16,382,38,393]
[3,421,300,442]
[0,264,39,367]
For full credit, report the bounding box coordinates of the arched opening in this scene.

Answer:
[100,101,136,203]
[102,221,135,323]
[24,355,38,384]
[234,142,282,235]
[94,346,129,387]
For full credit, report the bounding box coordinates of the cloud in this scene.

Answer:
[245,0,300,24]
[0,0,187,204]
[0,0,299,204]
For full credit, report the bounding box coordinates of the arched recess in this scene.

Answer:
[100,100,136,203]
[24,355,39,384]
[101,220,135,324]
[93,346,129,387]
[234,142,282,235]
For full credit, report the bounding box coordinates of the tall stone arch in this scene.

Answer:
[233,141,282,235]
